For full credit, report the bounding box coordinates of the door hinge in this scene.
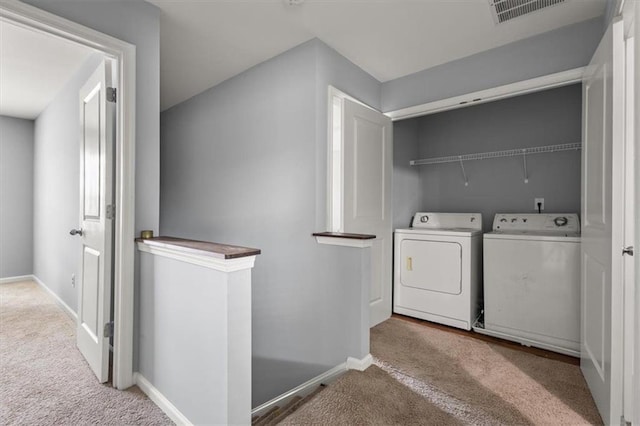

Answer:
[106,87,117,103]
[103,321,114,338]
[106,204,115,220]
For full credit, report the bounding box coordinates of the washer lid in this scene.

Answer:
[484,231,581,242]
[396,227,483,237]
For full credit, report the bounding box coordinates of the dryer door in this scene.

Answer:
[400,239,462,295]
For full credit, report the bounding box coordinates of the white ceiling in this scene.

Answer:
[0,20,95,120]
[150,0,606,111]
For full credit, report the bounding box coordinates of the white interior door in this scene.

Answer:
[634,3,640,423]
[581,18,625,425]
[622,12,636,423]
[74,61,114,383]
[342,99,392,327]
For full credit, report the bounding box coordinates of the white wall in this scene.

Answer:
[0,116,34,278]
[138,250,252,425]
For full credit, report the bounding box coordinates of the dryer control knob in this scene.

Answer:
[554,217,568,227]
[420,215,429,223]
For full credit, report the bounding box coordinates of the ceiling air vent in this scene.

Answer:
[490,0,565,24]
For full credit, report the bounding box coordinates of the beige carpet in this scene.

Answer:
[0,280,172,425]
[282,317,602,425]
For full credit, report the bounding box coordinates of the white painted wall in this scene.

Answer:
[0,115,34,278]
[137,250,252,425]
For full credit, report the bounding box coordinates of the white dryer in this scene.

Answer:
[478,213,581,356]
[393,212,483,330]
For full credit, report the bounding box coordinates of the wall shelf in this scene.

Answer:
[410,142,582,185]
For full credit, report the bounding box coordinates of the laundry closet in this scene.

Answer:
[392,83,582,233]
[391,83,583,351]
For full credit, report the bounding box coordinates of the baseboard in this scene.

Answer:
[134,372,192,426]
[31,275,77,321]
[251,361,347,418]
[347,354,373,371]
[0,274,34,284]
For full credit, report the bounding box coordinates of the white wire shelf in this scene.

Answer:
[410,142,582,166]
[409,142,582,186]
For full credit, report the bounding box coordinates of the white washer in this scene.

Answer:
[393,212,483,330]
[478,213,581,356]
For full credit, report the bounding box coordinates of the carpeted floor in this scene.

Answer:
[282,317,603,425]
[0,280,172,425]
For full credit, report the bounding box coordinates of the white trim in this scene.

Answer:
[0,0,137,390]
[32,275,78,321]
[134,373,192,426]
[622,13,635,422]
[0,275,34,284]
[136,241,256,272]
[346,354,373,371]
[385,67,586,121]
[251,362,347,418]
[314,236,374,248]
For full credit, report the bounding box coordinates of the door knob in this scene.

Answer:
[622,246,634,256]
[69,228,83,236]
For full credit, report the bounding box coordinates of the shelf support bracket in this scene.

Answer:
[459,157,469,187]
[522,149,529,183]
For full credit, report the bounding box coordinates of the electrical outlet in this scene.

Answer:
[71,274,76,288]
[534,198,545,211]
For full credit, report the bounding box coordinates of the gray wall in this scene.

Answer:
[33,54,103,311]
[0,116,34,278]
[160,39,377,407]
[381,17,602,112]
[392,118,422,231]
[395,84,582,232]
[603,0,620,31]
[25,0,161,234]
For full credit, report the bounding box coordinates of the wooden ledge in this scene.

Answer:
[135,236,261,259]
[313,232,376,248]
[312,232,376,240]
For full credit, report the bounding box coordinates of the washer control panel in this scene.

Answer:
[412,212,482,230]
[492,213,580,233]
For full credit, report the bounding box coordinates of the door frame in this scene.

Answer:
[634,2,640,422]
[0,0,136,389]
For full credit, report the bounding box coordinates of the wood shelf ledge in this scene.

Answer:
[312,232,376,239]
[312,232,376,248]
[135,236,261,259]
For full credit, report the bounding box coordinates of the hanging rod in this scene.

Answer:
[409,142,582,166]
